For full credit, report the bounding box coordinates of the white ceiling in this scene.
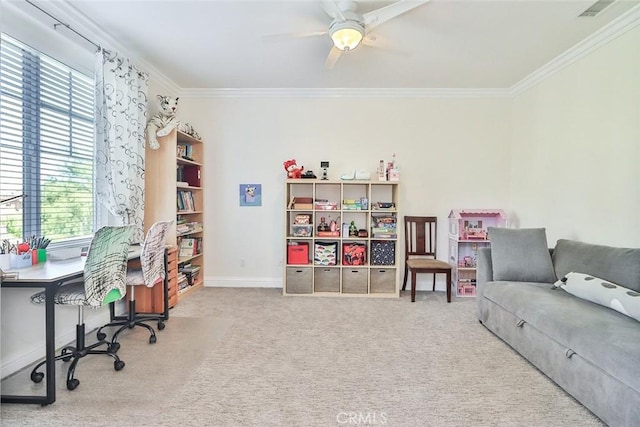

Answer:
[25,0,640,89]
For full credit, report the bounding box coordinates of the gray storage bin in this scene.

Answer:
[370,268,396,293]
[286,267,312,294]
[314,267,340,292]
[342,268,368,294]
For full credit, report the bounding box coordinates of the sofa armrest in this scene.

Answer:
[476,247,493,298]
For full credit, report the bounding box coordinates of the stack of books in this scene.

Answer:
[315,199,338,210]
[342,199,363,210]
[371,213,397,238]
[176,221,203,236]
[179,264,201,287]
[177,272,189,292]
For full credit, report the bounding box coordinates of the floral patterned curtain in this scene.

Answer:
[94,49,149,242]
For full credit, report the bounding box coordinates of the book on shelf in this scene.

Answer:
[179,262,201,273]
[179,238,196,257]
[177,143,193,160]
[177,190,195,211]
[288,197,313,210]
[176,222,203,235]
[179,264,201,286]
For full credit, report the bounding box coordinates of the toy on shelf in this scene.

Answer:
[283,159,304,179]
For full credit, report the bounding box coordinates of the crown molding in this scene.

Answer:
[44,1,640,100]
[179,87,511,99]
[510,3,640,96]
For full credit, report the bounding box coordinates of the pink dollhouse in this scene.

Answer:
[448,209,507,241]
[448,209,507,297]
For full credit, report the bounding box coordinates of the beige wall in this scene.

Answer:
[510,25,640,247]
[175,25,640,289]
[177,97,511,287]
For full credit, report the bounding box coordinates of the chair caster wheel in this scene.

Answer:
[61,349,72,362]
[97,331,107,340]
[31,371,44,383]
[67,379,80,390]
[114,360,125,371]
[157,321,165,330]
[149,335,157,344]
[109,342,121,353]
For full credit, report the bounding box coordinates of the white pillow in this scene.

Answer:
[553,272,640,322]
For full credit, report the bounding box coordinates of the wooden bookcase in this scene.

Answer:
[284,179,399,297]
[145,129,204,303]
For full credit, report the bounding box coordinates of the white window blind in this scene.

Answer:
[0,33,95,243]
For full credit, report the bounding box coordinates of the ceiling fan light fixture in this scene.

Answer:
[329,21,364,51]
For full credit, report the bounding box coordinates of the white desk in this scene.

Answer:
[0,245,142,405]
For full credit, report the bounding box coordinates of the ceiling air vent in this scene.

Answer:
[579,0,616,17]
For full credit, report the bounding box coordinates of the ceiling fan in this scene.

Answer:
[263,0,430,69]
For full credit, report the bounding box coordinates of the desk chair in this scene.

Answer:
[30,225,134,390]
[402,216,452,303]
[97,220,172,351]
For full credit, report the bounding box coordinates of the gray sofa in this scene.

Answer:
[477,235,640,427]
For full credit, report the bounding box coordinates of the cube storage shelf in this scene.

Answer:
[448,209,507,297]
[284,179,399,297]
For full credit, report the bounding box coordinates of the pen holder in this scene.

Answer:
[10,253,32,269]
[38,248,47,263]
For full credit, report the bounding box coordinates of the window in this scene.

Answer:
[0,33,95,244]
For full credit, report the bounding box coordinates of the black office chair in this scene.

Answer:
[96,220,172,351]
[30,225,134,390]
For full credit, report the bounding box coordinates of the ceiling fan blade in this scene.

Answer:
[325,46,342,70]
[262,30,328,42]
[363,0,430,30]
[321,0,346,21]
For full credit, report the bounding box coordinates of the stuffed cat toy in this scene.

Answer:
[146,95,179,149]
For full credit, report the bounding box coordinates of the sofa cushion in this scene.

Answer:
[554,272,640,322]
[488,227,556,283]
[553,239,640,293]
[483,281,640,393]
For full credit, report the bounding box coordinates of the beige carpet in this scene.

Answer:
[1,288,603,426]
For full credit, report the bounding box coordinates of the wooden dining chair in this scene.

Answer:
[402,216,452,303]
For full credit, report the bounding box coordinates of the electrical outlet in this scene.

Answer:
[240,258,245,268]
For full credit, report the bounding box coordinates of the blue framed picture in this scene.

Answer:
[239,184,262,206]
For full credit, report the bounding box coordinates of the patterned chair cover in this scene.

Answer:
[127,220,173,288]
[31,225,134,307]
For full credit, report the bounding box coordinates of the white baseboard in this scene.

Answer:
[203,276,449,292]
[205,276,282,288]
